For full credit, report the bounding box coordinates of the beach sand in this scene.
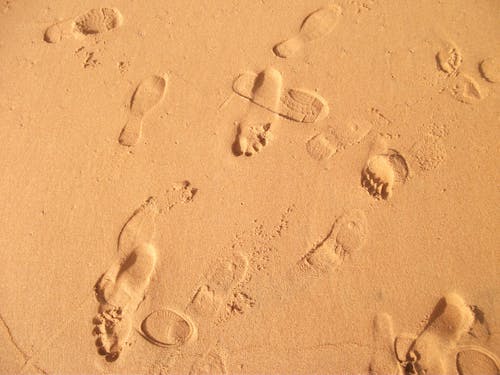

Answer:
[0,0,499,373]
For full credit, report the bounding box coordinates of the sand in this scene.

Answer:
[0,0,499,374]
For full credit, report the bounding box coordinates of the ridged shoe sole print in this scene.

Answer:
[233,71,329,123]
[44,8,123,43]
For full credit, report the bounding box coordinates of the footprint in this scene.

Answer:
[306,133,336,161]
[189,350,227,375]
[436,42,463,75]
[162,181,198,211]
[457,349,500,375]
[233,68,282,156]
[307,118,372,161]
[94,243,158,361]
[119,75,168,147]
[449,73,483,104]
[273,5,342,58]
[406,293,475,375]
[44,8,123,43]
[369,313,402,375]
[361,142,409,200]
[117,197,158,256]
[186,252,248,320]
[301,209,367,273]
[479,57,500,83]
[233,71,329,123]
[141,309,196,347]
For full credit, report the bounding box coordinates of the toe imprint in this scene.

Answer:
[94,243,157,360]
[436,43,462,75]
[233,68,282,156]
[362,154,395,200]
[361,149,408,200]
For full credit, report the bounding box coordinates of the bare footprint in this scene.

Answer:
[361,138,409,200]
[44,8,123,43]
[141,309,196,347]
[189,350,227,375]
[306,117,372,161]
[94,243,158,361]
[479,57,500,83]
[273,5,342,58]
[406,293,475,375]
[369,313,402,375]
[186,252,248,321]
[119,75,168,147]
[233,71,329,123]
[300,209,367,273]
[233,68,282,156]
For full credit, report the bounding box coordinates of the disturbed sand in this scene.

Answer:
[0,0,499,374]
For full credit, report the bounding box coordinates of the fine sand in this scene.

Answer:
[0,0,499,374]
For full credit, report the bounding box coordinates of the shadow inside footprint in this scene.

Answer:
[93,243,157,361]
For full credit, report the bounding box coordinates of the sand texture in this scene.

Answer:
[0,0,499,374]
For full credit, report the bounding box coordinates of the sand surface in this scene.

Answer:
[0,0,499,374]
